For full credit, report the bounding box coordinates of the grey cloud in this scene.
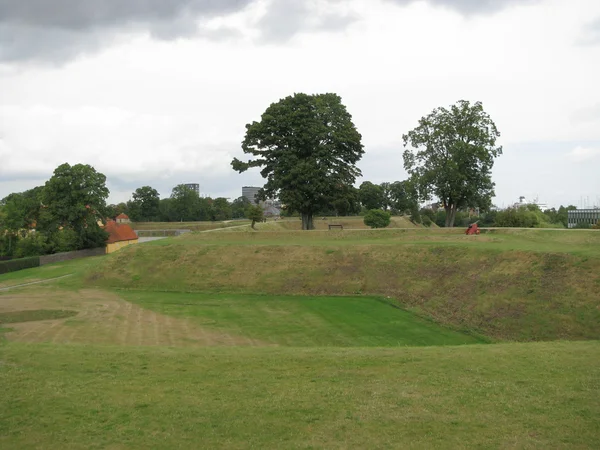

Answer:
[0,0,253,62]
[579,17,600,45]
[0,0,542,63]
[386,0,540,15]
[258,0,358,42]
[0,0,251,30]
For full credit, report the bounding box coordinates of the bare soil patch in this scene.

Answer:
[0,289,265,347]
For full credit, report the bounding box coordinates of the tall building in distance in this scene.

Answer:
[184,183,200,195]
[242,186,261,204]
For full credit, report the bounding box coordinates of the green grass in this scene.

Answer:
[0,256,104,289]
[86,228,600,342]
[1,341,599,449]
[120,291,485,346]
[0,310,77,324]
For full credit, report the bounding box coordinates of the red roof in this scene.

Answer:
[105,221,138,244]
[116,213,129,219]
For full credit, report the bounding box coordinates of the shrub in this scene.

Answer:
[364,209,391,228]
[0,256,40,275]
[14,233,48,258]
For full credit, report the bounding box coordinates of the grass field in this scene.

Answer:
[1,226,599,448]
[121,291,485,346]
[1,342,599,449]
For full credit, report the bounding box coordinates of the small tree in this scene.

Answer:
[364,209,391,229]
[246,205,264,229]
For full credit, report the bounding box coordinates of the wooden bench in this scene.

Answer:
[328,224,343,230]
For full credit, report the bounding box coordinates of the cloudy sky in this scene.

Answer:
[1,0,599,209]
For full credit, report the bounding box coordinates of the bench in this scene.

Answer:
[328,224,343,230]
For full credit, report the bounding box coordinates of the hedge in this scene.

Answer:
[0,256,41,275]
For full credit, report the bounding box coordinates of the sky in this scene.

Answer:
[1,0,599,209]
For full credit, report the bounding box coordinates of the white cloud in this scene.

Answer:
[1,0,600,207]
[566,146,600,163]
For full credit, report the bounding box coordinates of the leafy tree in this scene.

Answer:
[231,196,252,219]
[403,100,502,227]
[105,202,128,220]
[330,185,361,216]
[158,198,174,222]
[232,93,364,230]
[170,184,200,221]
[363,209,391,228]
[246,204,264,229]
[41,163,109,250]
[211,197,233,221]
[129,186,160,222]
[384,180,419,215]
[14,233,48,258]
[358,181,385,210]
[556,205,577,228]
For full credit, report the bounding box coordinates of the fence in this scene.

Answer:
[39,247,106,265]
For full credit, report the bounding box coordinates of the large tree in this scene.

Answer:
[403,100,502,227]
[41,163,109,249]
[384,180,419,215]
[129,186,160,222]
[232,93,364,230]
[358,181,385,211]
[170,184,200,222]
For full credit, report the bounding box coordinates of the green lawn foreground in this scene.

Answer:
[1,341,599,449]
[120,291,485,347]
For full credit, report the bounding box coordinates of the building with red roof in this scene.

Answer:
[116,213,131,224]
[104,220,138,254]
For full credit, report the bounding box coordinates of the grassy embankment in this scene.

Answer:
[87,228,600,341]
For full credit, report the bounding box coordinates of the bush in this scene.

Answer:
[0,256,40,275]
[14,233,48,258]
[363,209,391,228]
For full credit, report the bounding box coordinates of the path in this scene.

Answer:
[0,274,73,292]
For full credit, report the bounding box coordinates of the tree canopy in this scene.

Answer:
[358,182,385,211]
[232,93,364,230]
[129,186,160,222]
[403,100,502,227]
[41,163,109,250]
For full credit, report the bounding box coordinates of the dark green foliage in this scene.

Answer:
[41,163,109,250]
[232,93,364,230]
[105,202,129,220]
[363,209,391,228]
[211,198,232,221]
[495,206,562,228]
[382,180,419,215]
[358,182,385,210]
[128,186,160,222]
[14,233,48,258]
[169,185,201,221]
[574,222,592,229]
[231,196,252,219]
[245,205,264,229]
[403,100,502,227]
[0,256,40,274]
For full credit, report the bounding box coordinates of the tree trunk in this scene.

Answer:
[251,220,256,230]
[445,204,458,227]
[301,212,314,230]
